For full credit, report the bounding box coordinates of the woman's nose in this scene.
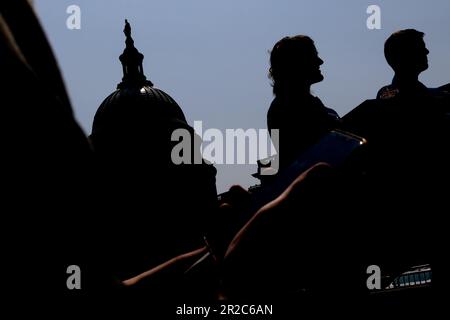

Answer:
[318,57,324,65]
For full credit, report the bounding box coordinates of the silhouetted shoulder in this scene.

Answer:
[376,85,400,100]
[377,82,450,100]
[439,83,450,93]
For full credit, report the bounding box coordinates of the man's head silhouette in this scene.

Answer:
[269,35,323,96]
[384,29,429,78]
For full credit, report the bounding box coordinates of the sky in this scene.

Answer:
[35,0,450,193]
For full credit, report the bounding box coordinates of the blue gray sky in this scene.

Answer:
[35,0,450,192]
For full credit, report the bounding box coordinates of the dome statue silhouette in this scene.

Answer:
[91,19,187,153]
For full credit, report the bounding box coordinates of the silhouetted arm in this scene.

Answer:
[122,246,208,287]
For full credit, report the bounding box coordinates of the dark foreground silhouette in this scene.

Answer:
[1,1,100,315]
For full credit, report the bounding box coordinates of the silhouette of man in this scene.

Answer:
[343,29,450,289]
[377,29,449,99]
[267,35,340,170]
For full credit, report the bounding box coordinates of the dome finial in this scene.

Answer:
[124,19,133,46]
[118,19,153,89]
[124,19,131,36]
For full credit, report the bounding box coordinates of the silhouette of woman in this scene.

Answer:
[267,35,340,170]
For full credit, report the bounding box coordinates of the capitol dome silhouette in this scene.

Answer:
[91,20,187,156]
[88,21,217,280]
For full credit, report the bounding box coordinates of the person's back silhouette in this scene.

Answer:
[267,35,340,170]
[343,29,450,290]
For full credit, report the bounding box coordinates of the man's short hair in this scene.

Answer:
[384,29,425,69]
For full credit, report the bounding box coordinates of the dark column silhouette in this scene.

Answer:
[1,1,106,314]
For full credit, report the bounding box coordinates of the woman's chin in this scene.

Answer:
[312,73,324,84]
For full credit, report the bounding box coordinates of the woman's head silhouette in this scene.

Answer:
[269,35,324,96]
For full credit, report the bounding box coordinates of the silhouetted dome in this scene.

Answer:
[91,19,187,146]
[92,86,186,138]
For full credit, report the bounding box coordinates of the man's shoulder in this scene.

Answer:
[439,83,450,91]
[431,84,450,114]
[376,85,400,100]
[377,82,450,99]
[436,83,450,95]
